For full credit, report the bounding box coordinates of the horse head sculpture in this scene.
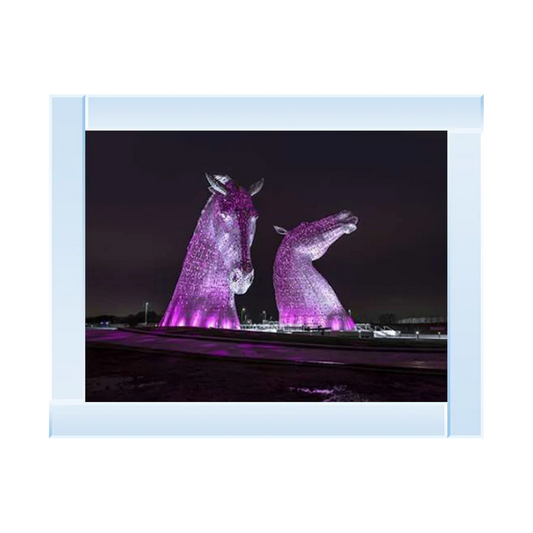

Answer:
[273,210,358,331]
[160,174,263,329]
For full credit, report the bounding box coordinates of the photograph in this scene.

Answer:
[86,130,447,402]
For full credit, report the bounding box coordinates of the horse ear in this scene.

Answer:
[205,173,228,196]
[274,225,288,236]
[248,178,264,197]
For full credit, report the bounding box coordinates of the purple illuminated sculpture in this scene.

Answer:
[160,174,263,329]
[273,210,359,331]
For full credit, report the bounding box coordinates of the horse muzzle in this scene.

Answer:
[229,267,254,294]
[337,210,358,233]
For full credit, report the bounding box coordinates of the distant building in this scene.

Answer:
[397,316,446,324]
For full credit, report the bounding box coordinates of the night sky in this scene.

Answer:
[86,131,447,322]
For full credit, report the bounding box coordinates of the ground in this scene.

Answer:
[86,343,447,402]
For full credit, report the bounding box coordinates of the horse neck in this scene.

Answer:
[276,247,319,283]
[275,246,338,302]
[179,199,233,302]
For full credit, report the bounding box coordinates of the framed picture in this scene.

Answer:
[50,96,482,437]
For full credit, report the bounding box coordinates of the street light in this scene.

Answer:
[144,302,149,325]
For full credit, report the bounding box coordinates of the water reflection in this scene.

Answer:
[289,386,369,402]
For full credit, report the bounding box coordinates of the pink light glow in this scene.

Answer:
[159,174,263,329]
[273,210,358,331]
[206,315,217,329]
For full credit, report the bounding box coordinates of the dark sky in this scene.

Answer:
[86,131,447,321]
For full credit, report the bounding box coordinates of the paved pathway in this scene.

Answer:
[86,328,446,373]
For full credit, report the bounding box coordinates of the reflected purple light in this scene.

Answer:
[273,210,358,331]
[160,174,263,329]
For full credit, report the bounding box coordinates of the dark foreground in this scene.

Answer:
[86,346,447,402]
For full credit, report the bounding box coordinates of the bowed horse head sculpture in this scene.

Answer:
[160,174,264,329]
[273,210,358,331]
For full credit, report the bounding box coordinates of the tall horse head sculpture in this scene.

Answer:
[273,210,358,331]
[160,174,263,329]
